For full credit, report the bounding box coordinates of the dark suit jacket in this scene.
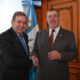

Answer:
[0,28,32,80]
[32,27,77,80]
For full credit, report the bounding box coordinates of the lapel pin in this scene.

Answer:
[60,34,63,37]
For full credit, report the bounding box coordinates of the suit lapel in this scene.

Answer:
[53,27,64,48]
[23,33,30,56]
[45,29,49,44]
[44,28,65,51]
[45,29,52,51]
[10,28,26,52]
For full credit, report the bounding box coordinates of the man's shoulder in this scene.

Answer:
[0,28,14,39]
[0,29,9,36]
[38,29,48,34]
[61,27,73,35]
[36,29,48,38]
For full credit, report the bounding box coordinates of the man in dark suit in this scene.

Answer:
[0,11,32,80]
[31,8,77,80]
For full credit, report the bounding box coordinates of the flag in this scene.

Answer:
[22,0,41,52]
[22,0,41,80]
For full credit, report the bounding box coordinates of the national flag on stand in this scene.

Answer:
[22,0,41,80]
[22,0,41,52]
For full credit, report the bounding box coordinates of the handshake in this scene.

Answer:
[31,55,39,67]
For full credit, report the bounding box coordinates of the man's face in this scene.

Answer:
[12,15,27,34]
[47,11,59,29]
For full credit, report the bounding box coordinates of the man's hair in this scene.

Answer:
[12,11,27,21]
[47,8,60,16]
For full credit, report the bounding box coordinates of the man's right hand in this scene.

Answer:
[31,55,39,67]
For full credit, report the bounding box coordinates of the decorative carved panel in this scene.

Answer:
[47,0,77,5]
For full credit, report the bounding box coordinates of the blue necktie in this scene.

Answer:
[19,35,28,54]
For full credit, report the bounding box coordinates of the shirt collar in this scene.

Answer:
[49,26,60,36]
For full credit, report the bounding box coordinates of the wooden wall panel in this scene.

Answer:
[41,1,48,30]
[69,67,80,80]
[47,0,77,5]
[59,9,72,30]
[78,0,80,63]
[35,6,42,30]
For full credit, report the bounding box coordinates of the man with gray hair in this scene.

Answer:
[31,8,77,80]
